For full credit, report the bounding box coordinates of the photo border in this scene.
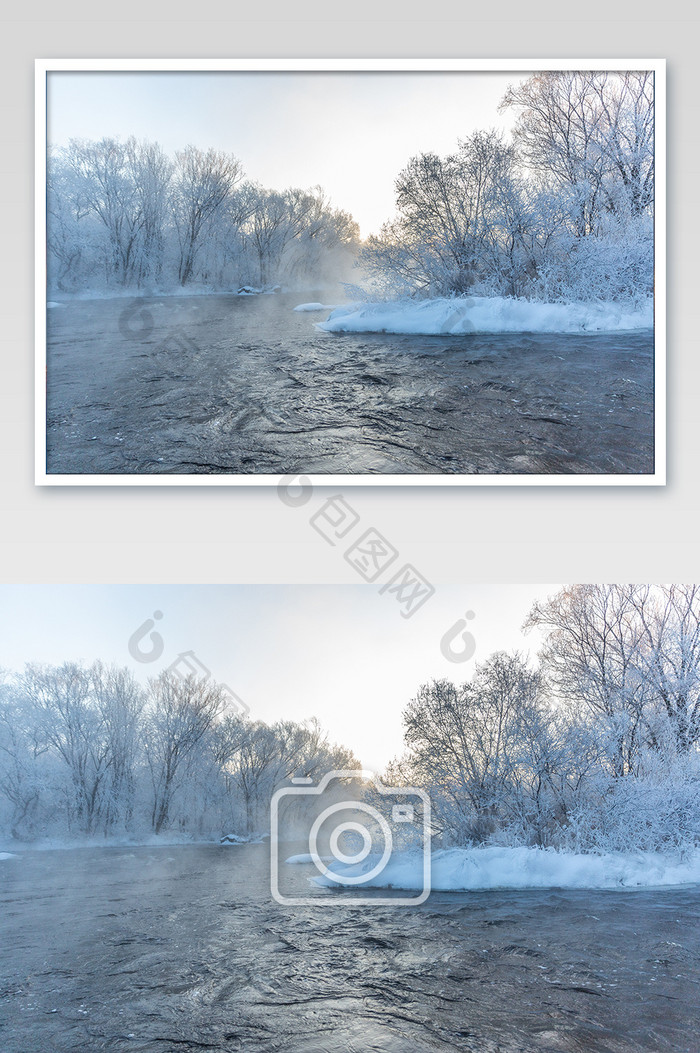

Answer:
[35,57,666,487]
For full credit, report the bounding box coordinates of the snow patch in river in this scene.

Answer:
[312,845,700,891]
[317,296,653,336]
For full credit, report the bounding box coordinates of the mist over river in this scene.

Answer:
[45,293,654,476]
[1,843,698,1052]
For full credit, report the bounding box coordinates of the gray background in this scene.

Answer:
[1,3,696,585]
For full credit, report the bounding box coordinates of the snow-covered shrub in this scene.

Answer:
[531,216,653,307]
[560,754,700,855]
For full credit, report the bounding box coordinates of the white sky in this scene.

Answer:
[0,584,560,772]
[47,71,520,238]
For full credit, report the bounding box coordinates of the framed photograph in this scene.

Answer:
[36,59,665,485]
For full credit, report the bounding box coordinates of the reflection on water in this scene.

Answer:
[46,292,654,476]
[1,844,697,1052]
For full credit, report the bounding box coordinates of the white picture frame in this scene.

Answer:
[35,57,666,487]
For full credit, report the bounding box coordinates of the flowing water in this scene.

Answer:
[1,844,697,1052]
[45,293,655,476]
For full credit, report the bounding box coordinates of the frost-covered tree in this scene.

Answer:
[500,71,654,234]
[623,585,700,754]
[144,671,227,834]
[47,139,359,293]
[48,137,173,290]
[18,662,145,836]
[0,673,52,840]
[525,585,700,766]
[229,717,357,834]
[171,146,243,286]
[590,72,655,217]
[0,662,362,844]
[386,585,700,854]
[525,585,651,777]
[394,654,553,842]
[63,138,148,285]
[46,157,87,292]
[89,662,144,830]
[128,139,174,286]
[241,184,359,288]
[501,73,610,238]
[362,131,525,296]
[361,72,654,305]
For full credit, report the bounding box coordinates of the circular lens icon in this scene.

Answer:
[309,801,393,885]
[329,822,372,865]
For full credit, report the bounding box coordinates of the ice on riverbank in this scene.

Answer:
[293,302,340,312]
[317,296,654,336]
[312,845,700,891]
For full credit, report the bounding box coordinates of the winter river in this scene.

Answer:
[45,293,655,476]
[1,844,697,1052]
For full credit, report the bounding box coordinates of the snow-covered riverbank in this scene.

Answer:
[309,845,700,892]
[317,296,653,336]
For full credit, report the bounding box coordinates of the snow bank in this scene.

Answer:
[46,301,61,308]
[312,846,700,892]
[239,285,281,296]
[293,302,340,312]
[0,852,17,860]
[221,833,266,845]
[317,297,653,336]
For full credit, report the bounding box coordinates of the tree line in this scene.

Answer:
[388,585,700,854]
[361,71,655,305]
[0,665,356,842]
[47,140,360,293]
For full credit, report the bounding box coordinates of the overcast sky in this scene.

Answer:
[0,584,561,771]
[47,70,521,238]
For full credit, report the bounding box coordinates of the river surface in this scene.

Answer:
[1,844,698,1052]
[45,293,655,476]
